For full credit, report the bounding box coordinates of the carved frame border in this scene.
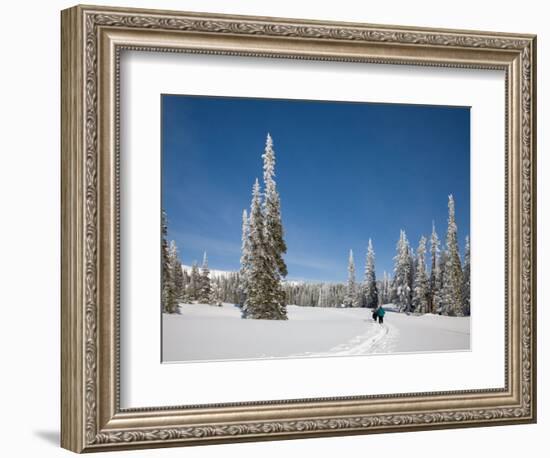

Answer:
[61,4,536,453]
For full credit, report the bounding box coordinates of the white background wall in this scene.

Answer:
[0,0,546,456]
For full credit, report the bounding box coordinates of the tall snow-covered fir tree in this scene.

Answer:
[363,239,378,308]
[170,241,185,303]
[244,179,287,319]
[181,269,190,302]
[164,240,180,313]
[161,209,172,312]
[262,133,288,278]
[412,236,429,313]
[240,134,288,320]
[429,221,440,313]
[462,235,471,316]
[198,252,212,303]
[243,179,265,317]
[434,250,447,312]
[380,271,391,304]
[442,195,464,316]
[409,246,416,292]
[239,209,251,306]
[260,133,287,318]
[343,249,359,307]
[188,261,200,301]
[392,230,413,311]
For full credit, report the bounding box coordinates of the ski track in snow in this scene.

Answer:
[370,321,399,354]
[305,319,402,357]
[289,320,390,358]
[326,323,388,356]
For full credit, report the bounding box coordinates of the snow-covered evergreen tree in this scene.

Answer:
[161,210,173,313]
[380,271,391,304]
[363,239,378,308]
[317,283,331,307]
[434,250,446,312]
[239,209,251,306]
[164,240,180,313]
[392,230,413,311]
[343,249,359,307]
[243,179,265,317]
[413,236,429,313]
[244,179,287,319]
[262,133,288,278]
[409,246,416,295]
[428,221,440,313]
[240,134,288,320]
[212,272,241,305]
[188,261,200,301]
[209,280,223,306]
[259,133,287,318]
[198,252,212,303]
[171,243,185,303]
[180,269,190,303]
[462,235,471,316]
[442,195,464,316]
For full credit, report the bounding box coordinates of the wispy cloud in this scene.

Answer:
[285,253,334,272]
[167,186,243,229]
[171,230,241,257]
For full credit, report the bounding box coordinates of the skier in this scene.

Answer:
[372,308,378,322]
[376,305,386,325]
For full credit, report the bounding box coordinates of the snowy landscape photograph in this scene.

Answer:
[160,94,471,363]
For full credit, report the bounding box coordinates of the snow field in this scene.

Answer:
[162,303,470,362]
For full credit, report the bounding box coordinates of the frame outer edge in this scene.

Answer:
[61,5,86,453]
[61,3,537,452]
[529,36,537,423]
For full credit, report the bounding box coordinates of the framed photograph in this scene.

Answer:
[61,4,537,453]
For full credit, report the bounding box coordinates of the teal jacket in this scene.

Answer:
[377,307,386,317]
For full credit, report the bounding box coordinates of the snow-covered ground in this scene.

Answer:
[162,303,470,362]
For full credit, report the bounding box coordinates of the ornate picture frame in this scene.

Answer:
[61,4,536,453]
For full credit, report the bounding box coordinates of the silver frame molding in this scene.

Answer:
[61,4,537,453]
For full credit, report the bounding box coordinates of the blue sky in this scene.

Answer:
[162,95,470,283]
